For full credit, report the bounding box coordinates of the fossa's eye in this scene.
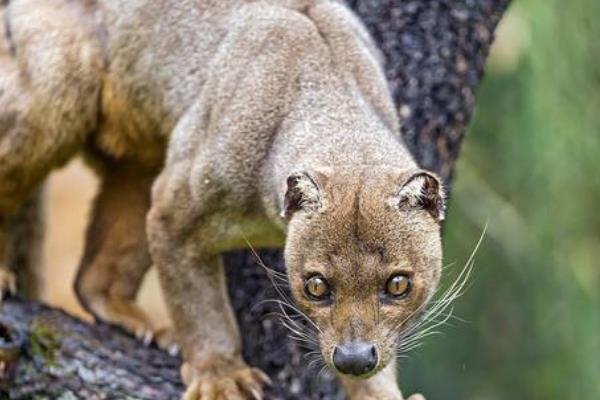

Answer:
[304,275,331,301]
[385,274,411,298]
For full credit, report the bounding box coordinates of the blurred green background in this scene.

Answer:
[402,1,600,399]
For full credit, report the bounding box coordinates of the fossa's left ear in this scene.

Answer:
[281,170,325,219]
[395,170,446,222]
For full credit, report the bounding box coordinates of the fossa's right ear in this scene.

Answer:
[394,170,446,222]
[281,170,327,219]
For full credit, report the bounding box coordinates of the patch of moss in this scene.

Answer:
[29,321,60,367]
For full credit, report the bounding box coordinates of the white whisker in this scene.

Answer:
[395,225,487,358]
[241,232,324,360]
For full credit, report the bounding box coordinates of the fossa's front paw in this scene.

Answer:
[181,358,270,400]
[351,394,401,400]
[353,393,424,400]
[348,386,424,400]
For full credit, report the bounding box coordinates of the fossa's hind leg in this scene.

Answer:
[74,159,175,349]
[0,0,101,297]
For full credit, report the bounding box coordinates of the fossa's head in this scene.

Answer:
[282,166,445,378]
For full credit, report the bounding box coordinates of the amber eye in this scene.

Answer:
[304,275,331,301]
[385,274,411,298]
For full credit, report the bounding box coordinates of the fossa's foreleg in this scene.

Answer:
[147,133,269,400]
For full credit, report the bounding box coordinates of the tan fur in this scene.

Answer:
[0,1,444,399]
[284,168,443,384]
[74,158,162,340]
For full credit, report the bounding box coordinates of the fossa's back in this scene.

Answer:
[95,0,401,168]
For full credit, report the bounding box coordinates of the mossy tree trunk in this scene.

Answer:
[0,1,510,398]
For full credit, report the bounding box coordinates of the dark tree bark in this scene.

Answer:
[0,1,510,399]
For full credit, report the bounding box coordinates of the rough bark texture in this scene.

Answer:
[0,0,510,398]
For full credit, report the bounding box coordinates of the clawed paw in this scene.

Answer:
[354,394,424,400]
[181,360,271,400]
[137,326,180,355]
[86,298,180,354]
[153,326,180,356]
[0,269,17,301]
[353,395,401,400]
[349,389,424,400]
[129,325,180,356]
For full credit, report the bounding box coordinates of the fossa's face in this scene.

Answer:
[283,167,444,378]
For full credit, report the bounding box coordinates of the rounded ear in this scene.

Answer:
[395,170,446,221]
[281,170,323,219]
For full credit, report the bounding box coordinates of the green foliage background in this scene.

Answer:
[402,1,600,399]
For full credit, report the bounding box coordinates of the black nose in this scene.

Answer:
[332,341,378,376]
